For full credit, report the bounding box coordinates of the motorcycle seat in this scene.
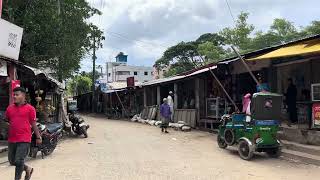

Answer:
[46,123,63,134]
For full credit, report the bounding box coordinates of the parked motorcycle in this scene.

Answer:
[29,122,63,158]
[68,111,89,138]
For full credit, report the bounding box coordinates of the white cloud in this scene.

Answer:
[81,0,320,72]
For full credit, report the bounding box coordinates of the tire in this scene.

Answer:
[81,126,88,138]
[75,126,82,135]
[224,129,235,146]
[43,138,57,156]
[217,135,227,149]
[42,146,56,156]
[238,140,254,160]
[266,147,281,158]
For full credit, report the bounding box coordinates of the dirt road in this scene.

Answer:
[1,115,319,180]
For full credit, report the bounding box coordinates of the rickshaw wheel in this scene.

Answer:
[238,140,254,160]
[266,147,281,158]
[217,135,227,149]
[224,129,235,146]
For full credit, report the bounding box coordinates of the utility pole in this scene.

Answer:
[92,34,96,113]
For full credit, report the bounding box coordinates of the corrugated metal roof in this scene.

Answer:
[107,82,127,89]
[141,75,185,86]
[24,65,65,90]
[104,89,126,94]
[185,66,217,77]
[139,66,217,87]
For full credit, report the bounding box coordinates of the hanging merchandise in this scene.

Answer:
[313,103,320,128]
[35,89,44,111]
[0,60,7,76]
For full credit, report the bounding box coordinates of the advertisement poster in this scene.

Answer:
[10,80,20,104]
[0,19,23,60]
[313,103,320,127]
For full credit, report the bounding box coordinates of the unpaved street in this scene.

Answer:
[1,115,320,180]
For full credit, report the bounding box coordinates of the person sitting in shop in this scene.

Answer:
[256,77,270,92]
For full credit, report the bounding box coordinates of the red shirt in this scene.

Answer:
[5,104,36,143]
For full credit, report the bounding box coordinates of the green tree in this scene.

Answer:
[155,41,200,76]
[68,75,92,96]
[251,31,281,50]
[155,33,227,77]
[303,21,320,35]
[2,0,104,80]
[80,70,102,80]
[219,12,254,52]
[269,18,300,43]
[197,42,226,63]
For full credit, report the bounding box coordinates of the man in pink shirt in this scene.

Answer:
[5,87,42,180]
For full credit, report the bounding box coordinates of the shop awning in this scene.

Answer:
[248,39,320,61]
[24,65,65,90]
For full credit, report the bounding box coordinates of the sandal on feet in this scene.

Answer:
[25,168,33,180]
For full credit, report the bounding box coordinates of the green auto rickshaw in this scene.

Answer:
[217,92,282,160]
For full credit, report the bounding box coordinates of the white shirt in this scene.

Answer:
[167,95,174,107]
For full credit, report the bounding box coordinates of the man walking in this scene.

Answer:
[5,87,42,180]
[285,78,298,126]
[160,98,171,133]
[167,91,174,122]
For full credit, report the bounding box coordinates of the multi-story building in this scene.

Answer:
[105,52,153,83]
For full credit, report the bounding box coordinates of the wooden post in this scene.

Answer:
[143,87,147,107]
[174,83,178,109]
[157,86,161,106]
[195,78,200,123]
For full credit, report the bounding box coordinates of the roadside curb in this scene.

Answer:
[281,149,320,166]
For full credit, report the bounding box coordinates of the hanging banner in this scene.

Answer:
[0,19,23,60]
[313,103,320,128]
[0,60,7,76]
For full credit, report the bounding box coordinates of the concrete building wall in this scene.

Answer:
[105,62,153,83]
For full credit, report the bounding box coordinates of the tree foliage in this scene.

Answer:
[219,12,254,52]
[156,12,320,77]
[80,70,102,81]
[68,75,92,96]
[155,33,227,77]
[2,0,104,80]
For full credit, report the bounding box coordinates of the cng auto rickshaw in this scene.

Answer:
[217,92,282,160]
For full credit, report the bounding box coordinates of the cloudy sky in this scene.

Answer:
[81,0,320,72]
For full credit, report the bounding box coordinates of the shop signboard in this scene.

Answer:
[0,60,7,76]
[313,103,320,128]
[0,19,23,60]
[100,83,108,93]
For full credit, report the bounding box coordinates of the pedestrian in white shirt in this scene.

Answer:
[167,91,174,122]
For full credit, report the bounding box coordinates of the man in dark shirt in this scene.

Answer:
[285,78,298,125]
[5,87,42,180]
